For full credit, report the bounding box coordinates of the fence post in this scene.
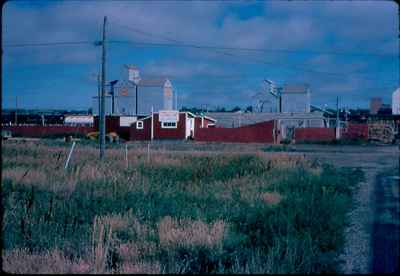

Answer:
[64,141,76,170]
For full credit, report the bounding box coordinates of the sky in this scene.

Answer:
[2,0,398,111]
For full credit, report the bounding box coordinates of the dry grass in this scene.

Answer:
[2,248,91,274]
[261,192,283,206]
[158,216,227,251]
[2,140,362,274]
[119,261,161,274]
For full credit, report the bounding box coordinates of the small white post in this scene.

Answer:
[125,144,128,169]
[64,141,76,170]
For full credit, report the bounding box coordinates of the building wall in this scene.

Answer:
[153,113,186,140]
[3,125,95,138]
[281,93,310,113]
[294,128,336,142]
[195,120,277,143]
[94,116,120,133]
[194,117,214,129]
[93,85,170,116]
[93,116,132,140]
[130,117,152,140]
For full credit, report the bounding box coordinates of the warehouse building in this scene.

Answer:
[130,110,216,141]
[205,111,328,139]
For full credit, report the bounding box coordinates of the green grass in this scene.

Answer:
[1,141,364,273]
[262,145,297,152]
[296,138,367,145]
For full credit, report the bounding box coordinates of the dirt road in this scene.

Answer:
[285,144,399,274]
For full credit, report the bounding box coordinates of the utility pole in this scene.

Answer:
[135,84,138,115]
[336,96,340,140]
[175,89,178,111]
[397,3,400,170]
[97,74,101,116]
[15,96,18,125]
[99,16,107,159]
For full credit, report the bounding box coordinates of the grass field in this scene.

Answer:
[1,140,364,273]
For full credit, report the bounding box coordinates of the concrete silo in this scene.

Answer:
[163,79,173,110]
[392,88,400,115]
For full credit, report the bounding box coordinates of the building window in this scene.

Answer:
[161,122,177,128]
[137,121,143,129]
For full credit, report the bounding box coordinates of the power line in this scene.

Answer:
[108,21,395,78]
[107,38,394,58]
[3,41,97,47]
[4,34,393,59]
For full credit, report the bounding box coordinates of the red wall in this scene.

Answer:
[3,125,95,138]
[93,116,131,140]
[294,128,336,142]
[153,113,186,140]
[94,116,120,133]
[195,120,276,143]
[130,117,151,141]
[129,113,186,141]
[341,123,368,140]
[194,117,214,130]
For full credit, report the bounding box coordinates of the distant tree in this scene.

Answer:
[245,106,253,113]
[231,106,241,112]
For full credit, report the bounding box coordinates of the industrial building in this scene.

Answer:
[205,111,328,139]
[281,84,311,113]
[92,65,174,116]
[393,88,400,115]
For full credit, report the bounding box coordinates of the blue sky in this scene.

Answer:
[2,0,398,110]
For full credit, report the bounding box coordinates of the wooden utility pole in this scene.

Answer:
[99,16,107,159]
[135,84,138,115]
[336,96,340,140]
[97,73,101,117]
[15,96,18,125]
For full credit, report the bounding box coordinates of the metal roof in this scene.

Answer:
[282,84,310,93]
[206,112,325,127]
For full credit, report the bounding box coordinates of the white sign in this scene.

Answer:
[159,110,179,123]
[120,116,137,127]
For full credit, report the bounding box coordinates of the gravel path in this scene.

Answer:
[337,169,376,274]
[289,145,399,274]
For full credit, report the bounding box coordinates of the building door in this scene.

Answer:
[186,117,195,139]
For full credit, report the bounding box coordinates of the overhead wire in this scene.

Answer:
[108,21,396,79]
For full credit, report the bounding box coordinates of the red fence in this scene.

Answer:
[2,125,95,138]
[195,120,277,143]
[341,123,368,140]
[294,128,336,142]
[294,124,369,143]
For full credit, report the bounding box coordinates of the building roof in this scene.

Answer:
[206,111,325,127]
[135,112,216,122]
[64,115,94,124]
[197,115,217,122]
[282,84,310,94]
